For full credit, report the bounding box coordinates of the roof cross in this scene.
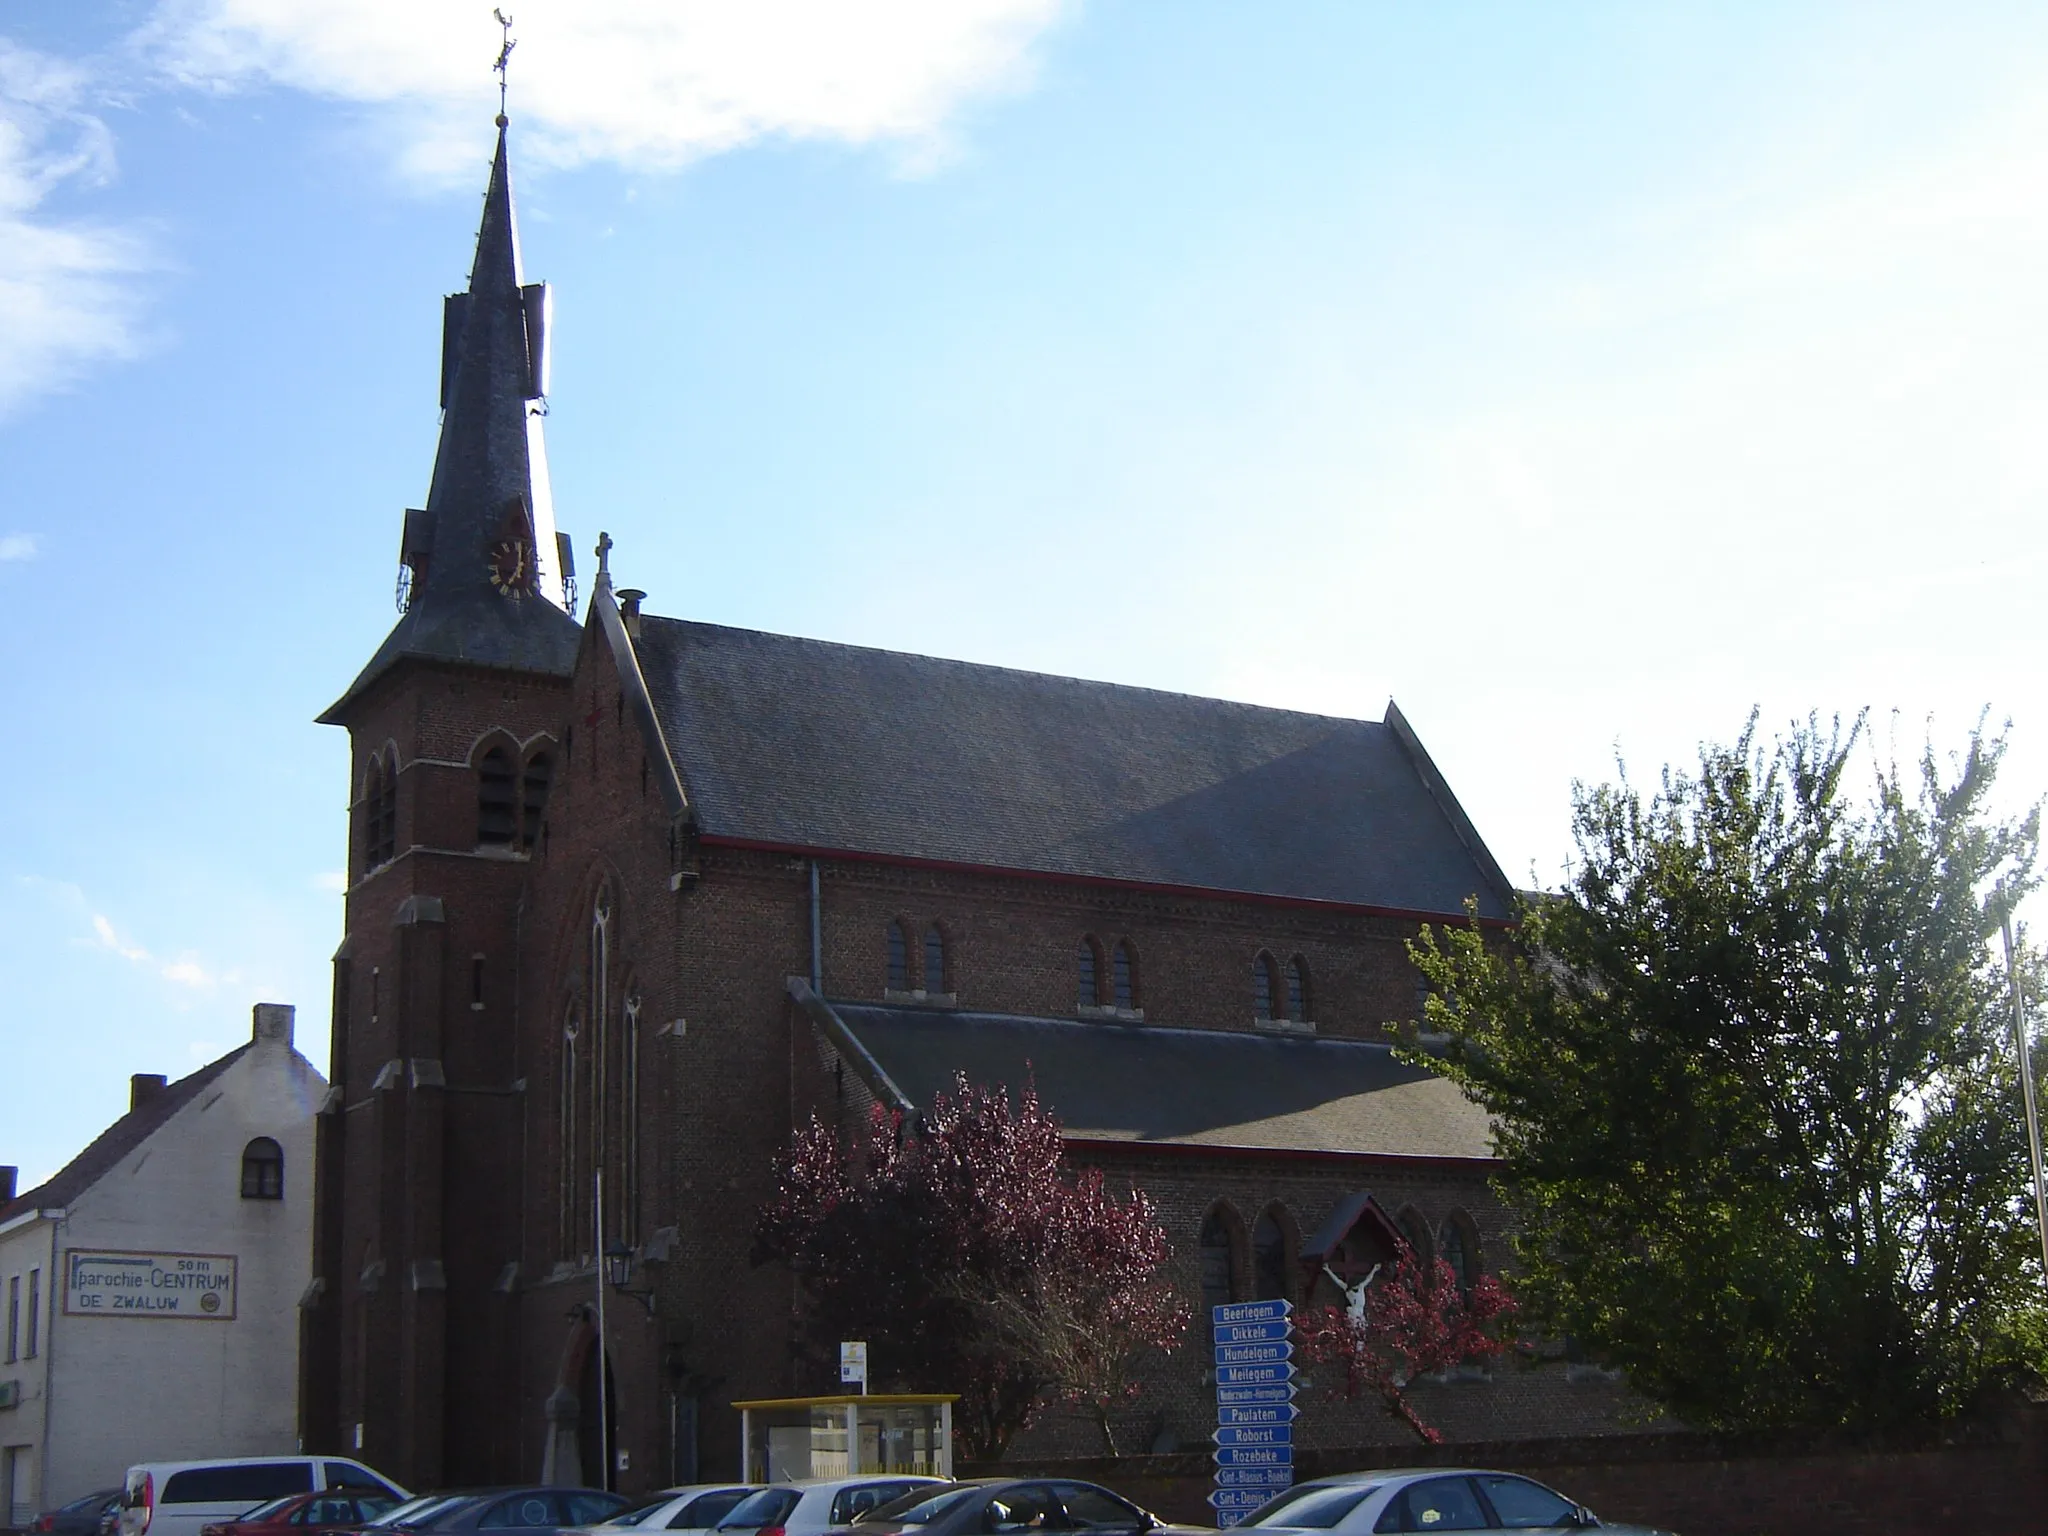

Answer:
[595,531,613,584]
[493,9,516,126]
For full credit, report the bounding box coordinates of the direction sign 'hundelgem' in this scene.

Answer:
[1211,1300,1296,1525]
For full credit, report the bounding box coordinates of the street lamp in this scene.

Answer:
[605,1238,657,1315]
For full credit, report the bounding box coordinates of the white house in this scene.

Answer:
[0,1005,324,1524]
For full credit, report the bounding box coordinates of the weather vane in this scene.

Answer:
[493,8,516,126]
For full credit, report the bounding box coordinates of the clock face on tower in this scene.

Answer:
[488,537,533,597]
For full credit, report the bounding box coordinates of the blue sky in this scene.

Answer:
[3,1,2044,1186]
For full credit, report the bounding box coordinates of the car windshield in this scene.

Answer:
[236,1500,306,1523]
[1239,1486,1378,1530]
[859,1489,981,1526]
[601,1500,679,1530]
[715,1491,800,1532]
[373,1499,473,1530]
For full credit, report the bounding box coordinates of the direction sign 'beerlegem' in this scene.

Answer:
[1211,1300,1295,1525]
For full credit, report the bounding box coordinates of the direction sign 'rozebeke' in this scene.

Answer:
[1210,1299,1294,1525]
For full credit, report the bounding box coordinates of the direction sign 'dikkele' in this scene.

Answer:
[1211,1300,1295,1526]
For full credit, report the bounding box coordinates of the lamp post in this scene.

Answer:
[606,1239,658,1316]
[2005,918,2048,1294]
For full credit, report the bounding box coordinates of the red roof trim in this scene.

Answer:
[697,835,1515,930]
[1058,1136,1499,1170]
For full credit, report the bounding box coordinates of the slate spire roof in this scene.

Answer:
[320,124,580,723]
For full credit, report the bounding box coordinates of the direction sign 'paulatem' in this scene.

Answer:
[1218,1403,1299,1426]
[1214,1424,1292,1448]
[1214,1445,1293,1468]
[1212,1318,1292,1345]
[1217,1362,1291,1385]
[1211,1299,1291,1325]
[1217,1381,1298,1406]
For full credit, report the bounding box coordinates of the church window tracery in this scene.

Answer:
[1253,1205,1294,1301]
[1252,951,1279,1019]
[1285,956,1310,1023]
[1112,939,1139,1010]
[522,749,553,847]
[1200,1203,1246,1327]
[362,752,397,871]
[1439,1211,1481,1294]
[1077,935,1104,1010]
[923,923,948,994]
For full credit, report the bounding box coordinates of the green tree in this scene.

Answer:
[1412,715,2047,1431]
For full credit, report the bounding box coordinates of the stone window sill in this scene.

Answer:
[883,988,957,1007]
[1078,1004,1145,1023]
[1252,1017,1316,1036]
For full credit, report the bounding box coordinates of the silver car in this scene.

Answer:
[1226,1471,1674,1535]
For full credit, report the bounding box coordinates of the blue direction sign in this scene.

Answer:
[1207,1491,1272,1511]
[1213,1318,1292,1345]
[1211,1299,1292,1326]
[1217,1362,1291,1386]
[1219,1403,1300,1427]
[1214,1341,1293,1367]
[1214,1466,1295,1488]
[1214,1424,1293,1448]
[1214,1445,1293,1468]
[1217,1381,1299,1406]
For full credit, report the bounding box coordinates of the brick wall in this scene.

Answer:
[978,1408,2048,1535]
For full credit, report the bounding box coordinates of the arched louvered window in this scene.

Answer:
[923,924,947,993]
[1077,936,1104,1010]
[522,750,553,848]
[1285,956,1310,1023]
[240,1137,284,1200]
[478,745,518,845]
[1112,940,1138,1010]
[888,920,912,991]
[363,754,397,870]
[1253,1207,1292,1301]
[1252,951,1279,1019]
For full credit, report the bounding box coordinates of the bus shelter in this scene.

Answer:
[731,1394,957,1484]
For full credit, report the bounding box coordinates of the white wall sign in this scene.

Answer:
[839,1340,868,1390]
[64,1250,239,1320]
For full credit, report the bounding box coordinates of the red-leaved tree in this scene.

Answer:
[753,1073,1188,1459]
[1293,1250,1517,1444]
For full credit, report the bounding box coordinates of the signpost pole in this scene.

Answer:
[1209,1299,1295,1527]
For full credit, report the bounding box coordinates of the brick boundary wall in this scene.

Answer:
[968,1406,2048,1536]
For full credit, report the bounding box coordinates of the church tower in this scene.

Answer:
[303,123,582,1487]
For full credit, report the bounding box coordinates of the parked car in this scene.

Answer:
[567,1487,761,1536]
[34,1490,124,1536]
[400,1489,629,1536]
[717,1479,947,1536]
[199,1491,402,1536]
[1228,1471,1675,1535]
[121,1460,409,1536]
[840,1479,1165,1536]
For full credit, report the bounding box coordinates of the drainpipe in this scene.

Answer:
[808,861,823,994]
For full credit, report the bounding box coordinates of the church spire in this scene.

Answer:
[319,121,581,724]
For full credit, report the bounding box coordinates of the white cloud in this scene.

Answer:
[312,870,348,893]
[92,912,152,963]
[142,0,1072,180]
[92,910,227,989]
[161,959,214,987]
[0,41,151,416]
[0,533,36,560]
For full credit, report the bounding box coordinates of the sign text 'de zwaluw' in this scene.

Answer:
[63,1251,238,1320]
[1212,1300,1294,1525]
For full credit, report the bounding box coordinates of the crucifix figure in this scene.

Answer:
[1322,1248,1382,1324]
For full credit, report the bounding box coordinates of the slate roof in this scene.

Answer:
[0,1047,249,1223]
[826,1003,1495,1159]
[320,126,579,724]
[633,617,1511,916]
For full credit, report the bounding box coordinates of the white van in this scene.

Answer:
[120,1458,407,1536]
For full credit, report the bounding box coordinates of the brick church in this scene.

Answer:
[298,124,1634,1492]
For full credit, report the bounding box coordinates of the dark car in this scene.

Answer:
[842,1480,1162,1536]
[200,1492,402,1536]
[35,1491,124,1536]
[412,1490,629,1536]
